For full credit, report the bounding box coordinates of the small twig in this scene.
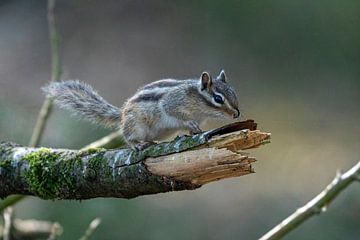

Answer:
[11,219,63,240]
[47,222,62,240]
[260,161,360,240]
[0,195,24,213]
[83,131,124,150]
[29,99,53,147]
[29,0,62,147]
[79,218,101,240]
[3,207,14,240]
[47,0,62,84]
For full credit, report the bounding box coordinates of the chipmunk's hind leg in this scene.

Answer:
[124,135,155,150]
[122,119,156,150]
[123,135,156,151]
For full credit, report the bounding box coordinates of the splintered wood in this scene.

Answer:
[146,130,271,185]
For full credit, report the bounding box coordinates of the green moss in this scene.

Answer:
[0,159,12,172]
[88,154,107,169]
[0,144,14,181]
[79,148,108,180]
[109,133,208,167]
[86,153,112,180]
[79,147,105,156]
[140,133,207,159]
[23,148,82,199]
[0,158,13,178]
[0,143,16,157]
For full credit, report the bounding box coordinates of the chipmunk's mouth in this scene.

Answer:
[233,108,240,118]
[220,107,240,119]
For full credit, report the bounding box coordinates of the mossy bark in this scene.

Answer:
[0,120,267,200]
[0,138,203,200]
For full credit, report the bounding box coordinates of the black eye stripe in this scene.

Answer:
[213,94,224,104]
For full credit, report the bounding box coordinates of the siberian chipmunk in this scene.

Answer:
[43,70,240,150]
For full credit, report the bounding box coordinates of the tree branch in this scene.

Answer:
[0,131,123,211]
[0,196,23,214]
[79,218,101,240]
[0,121,270,200]
[2,207,13,240]
[260,160,360,240]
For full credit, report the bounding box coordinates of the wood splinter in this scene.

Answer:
[147,124,270,185]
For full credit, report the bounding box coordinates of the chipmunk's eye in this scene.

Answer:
[213,94,224,104]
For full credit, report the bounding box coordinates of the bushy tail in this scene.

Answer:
[42,80,121,128]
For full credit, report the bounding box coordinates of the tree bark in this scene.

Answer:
[0,120,270,200]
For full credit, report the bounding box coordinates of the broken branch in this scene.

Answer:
[0,121,270,200]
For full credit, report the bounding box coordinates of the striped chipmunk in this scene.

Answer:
[42,70,240,150]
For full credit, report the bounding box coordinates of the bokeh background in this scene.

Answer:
[1,0,359,239]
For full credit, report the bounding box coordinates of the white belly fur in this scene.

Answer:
[146,113,185,140]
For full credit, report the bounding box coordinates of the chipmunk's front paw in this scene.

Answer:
[174,134,191,141]
[186,121,202,135]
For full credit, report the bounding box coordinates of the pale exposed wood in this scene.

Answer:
[205,129,271,151]
[146,129,270,185]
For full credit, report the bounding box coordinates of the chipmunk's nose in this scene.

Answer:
[233,108,240,118]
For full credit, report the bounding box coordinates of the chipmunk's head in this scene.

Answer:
[199,70,240,119]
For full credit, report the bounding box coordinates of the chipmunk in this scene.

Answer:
[42,70,240,150]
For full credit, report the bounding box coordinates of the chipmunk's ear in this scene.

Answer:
[200,72,212,91]
[217,69,226,82]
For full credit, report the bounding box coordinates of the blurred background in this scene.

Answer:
[0,0,359,239]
